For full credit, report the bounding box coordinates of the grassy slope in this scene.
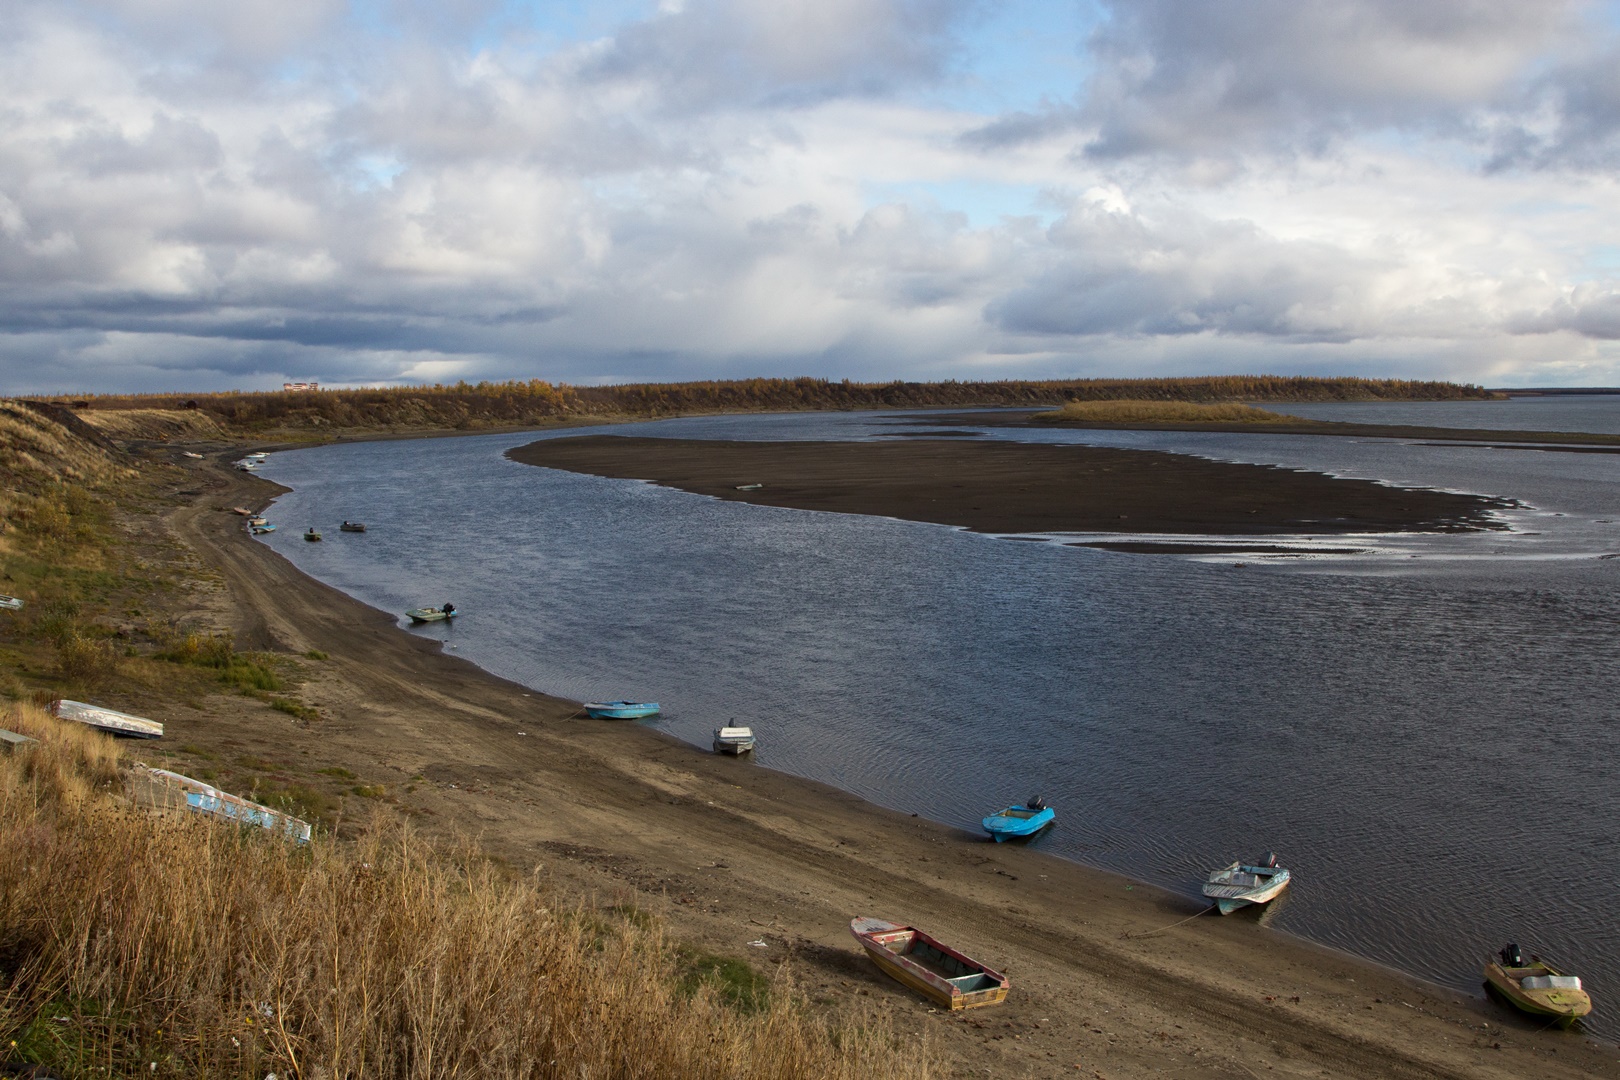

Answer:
[0,410,929,1080]
[34,375,1497,442]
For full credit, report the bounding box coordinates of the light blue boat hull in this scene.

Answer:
[981,805,1055,841]
[584,701,661,720]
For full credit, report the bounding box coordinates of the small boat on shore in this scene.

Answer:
[982,797,1054,842]
[407,604,458,623]
[340,521,367,532]
[140,766,311,843]
[0,594,23,611]
[1484,944,1592,1027]
[713,725,755,754]
[849,917,1009,1010]
[51,699,163,739]
[231,507,252,516]
[584,700,660,719]
[245,452,268,460]
[251,524,276,534]
[182,451,203,459]
[303,528,322,542]
[1203,853,1290,914]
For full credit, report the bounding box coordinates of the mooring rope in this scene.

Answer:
[1123,904,1217,939]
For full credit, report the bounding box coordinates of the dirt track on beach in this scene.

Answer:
[154,451,1617,1079]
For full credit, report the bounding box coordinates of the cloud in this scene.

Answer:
[1,0,1619,393]
[581,0,971,112]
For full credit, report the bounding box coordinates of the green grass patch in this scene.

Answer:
[268,697,318,721]
[317,766,356,779]
[303,649,328,660]
[677,951,770,1014]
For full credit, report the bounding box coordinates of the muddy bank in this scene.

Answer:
[507,435,1509,536]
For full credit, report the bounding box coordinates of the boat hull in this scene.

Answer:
[850,917,1009,1010]
[1203,863,1291,914]
[982,805,1055,842]
[52,699,163,739]
[1484,962,1592,1027]
[406,608,458,623]
[584,701,660,719]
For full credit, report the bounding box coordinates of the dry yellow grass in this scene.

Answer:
[0,704,931,1079]
[1036,399,1310,425]
[0,404,133,564]
[75,408,231,442]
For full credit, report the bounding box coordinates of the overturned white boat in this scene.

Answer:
[51,699,163,739]
[1202,853,1290,914]
[139,767,311,843]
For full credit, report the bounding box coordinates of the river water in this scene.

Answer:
[251,398,1620,1031]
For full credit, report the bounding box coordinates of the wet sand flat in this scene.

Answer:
[507,435,1508,535]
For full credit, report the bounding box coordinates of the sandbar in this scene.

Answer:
[507,435,1509,536]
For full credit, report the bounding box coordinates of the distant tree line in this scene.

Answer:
[40,375,1497,431]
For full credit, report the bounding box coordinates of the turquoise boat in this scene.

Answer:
[982,798,1054,842]
[584,701,660,720]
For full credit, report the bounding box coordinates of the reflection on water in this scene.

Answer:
[252,404,1620,1033]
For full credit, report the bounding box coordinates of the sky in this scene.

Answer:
[5,0,1620,393]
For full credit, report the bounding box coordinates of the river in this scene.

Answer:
[251,397,1620,1032]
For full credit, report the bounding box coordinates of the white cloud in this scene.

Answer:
[2,0,1620,392]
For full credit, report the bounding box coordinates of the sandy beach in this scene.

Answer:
[156,448,1619,1079]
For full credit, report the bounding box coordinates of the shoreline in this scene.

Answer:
[156,445,1618,1077]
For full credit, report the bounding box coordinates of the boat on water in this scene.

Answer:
[982,797,1054,842]
[251,524,276,534]
[245,452,269,460]
[1484,943,1592,1027]
[713,725,755,754]
[0,594,23,611]
[584,700,659,719]
[303,528,322,542]
[340,520,367,532]
[51,699,163,739]
[1202,853,1291,914]
[406,603,458,623]
[849,917,1009,1010]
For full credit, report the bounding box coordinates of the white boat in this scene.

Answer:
[1202,854,1290,914]
[182,451,204,459]
[141,767,311,843]
[51,699,163,739]
[248,516,267,526]
[407,604,458,623]
[713,726,755,754]
[245,452,269,460]
[0,594,23,611]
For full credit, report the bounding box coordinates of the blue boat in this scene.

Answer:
[584,701,661,720]
[981,798,1054,842]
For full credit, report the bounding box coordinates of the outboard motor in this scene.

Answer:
[1028,795,1047,812]
[1500,943,1524,968]
[1260,851,1279,868]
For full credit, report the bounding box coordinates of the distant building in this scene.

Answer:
[283,382,320,392]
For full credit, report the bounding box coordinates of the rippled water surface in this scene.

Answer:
[251,403,1620,1031]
